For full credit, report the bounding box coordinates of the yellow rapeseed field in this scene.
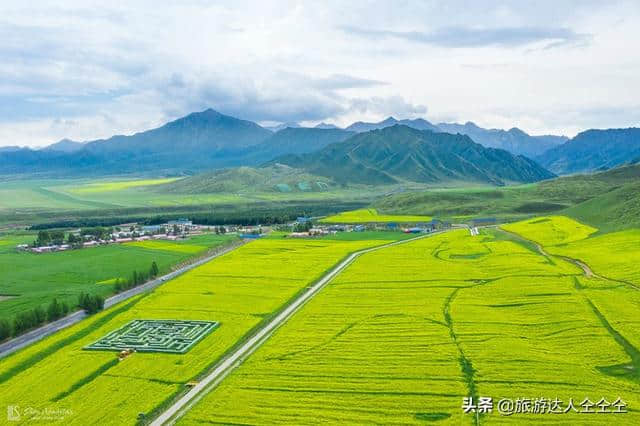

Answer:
[501,215,597,246]
[320,208,432,223]
[179,229,640,424]
[0,238,389,424]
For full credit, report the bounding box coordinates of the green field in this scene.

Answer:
[0,178,381,226]
[0,237,394,424]
[373,164,640,230]
[0,233,234,322]
[321,208,433,223]
[180,227,640,424]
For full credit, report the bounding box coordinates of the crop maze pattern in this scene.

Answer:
[85,319,219,354]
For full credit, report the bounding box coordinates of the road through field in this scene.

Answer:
[151,229,450,426]
[0,239,247,359]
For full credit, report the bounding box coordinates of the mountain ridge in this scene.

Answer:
[536,128,640,174]
[269,125,554,186]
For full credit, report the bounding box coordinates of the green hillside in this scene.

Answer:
[271,125,554,186]
[374,163,640,230]
[160,164,335,193]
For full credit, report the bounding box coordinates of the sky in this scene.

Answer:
[1,0,639,147]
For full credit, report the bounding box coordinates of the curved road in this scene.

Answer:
[0,240,247,359]
[151,230,448,426]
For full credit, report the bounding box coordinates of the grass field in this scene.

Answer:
[0,237,394,424]
[179,229,640,424]
[320,208,433,223]
[68,178,182,194]
[0,233,234,322]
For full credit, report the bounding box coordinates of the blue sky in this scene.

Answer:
[1,0,639,147]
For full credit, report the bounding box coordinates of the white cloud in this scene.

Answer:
[0,0,639,147]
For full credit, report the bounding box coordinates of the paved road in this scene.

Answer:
[0,240,247,359]
[151,230,448,426]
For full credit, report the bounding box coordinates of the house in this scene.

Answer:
[296,216,311,224]
[404,227,423,234]
[353,225,365,232]
[308,228,328,236]
[288,232,310,238]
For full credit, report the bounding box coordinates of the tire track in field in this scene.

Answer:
[500,229,640,383]
[150,230,451,426]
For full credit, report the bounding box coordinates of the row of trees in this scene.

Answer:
[0,298,71,341]
[114,261,159,293]
[1,261,163,342]
[34,227,114,248]
[213,226,227,234]
[35,230,66,246]
[0,291,109,342]
[293,221,313,232]
[78,292,105,314]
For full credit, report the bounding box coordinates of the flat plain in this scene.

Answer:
[0,233,234,321]
[180,226,640,425]
[0,237,393,424]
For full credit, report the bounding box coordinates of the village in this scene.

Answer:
[283,216,448,238]
[17,219,257,254]
[16,215,452,253]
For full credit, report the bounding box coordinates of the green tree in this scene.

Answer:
[77,292,105,314]
[50,230,65,245]
[47,299,63,321]
[61,301,70,315]
[150,261,159,277]
[0,319,11,341]
[37,230,51,246]
[33,306,46,324]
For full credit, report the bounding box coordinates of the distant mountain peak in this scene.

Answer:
[271,124,554,186]
[538,127,640,174]
[314,122,340,129]
[346,116,439,133]
[42,138,86,153]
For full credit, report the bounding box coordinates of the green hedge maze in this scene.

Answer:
[85,319,219,354]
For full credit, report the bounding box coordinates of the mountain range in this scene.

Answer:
[42,138,86,153]
[436,122,568,158]
[536,128,640,174]
[1,108,638,180]
[270,125,554,186]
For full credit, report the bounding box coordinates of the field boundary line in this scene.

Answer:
[151,229,451,426]
[0,238,247,359]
